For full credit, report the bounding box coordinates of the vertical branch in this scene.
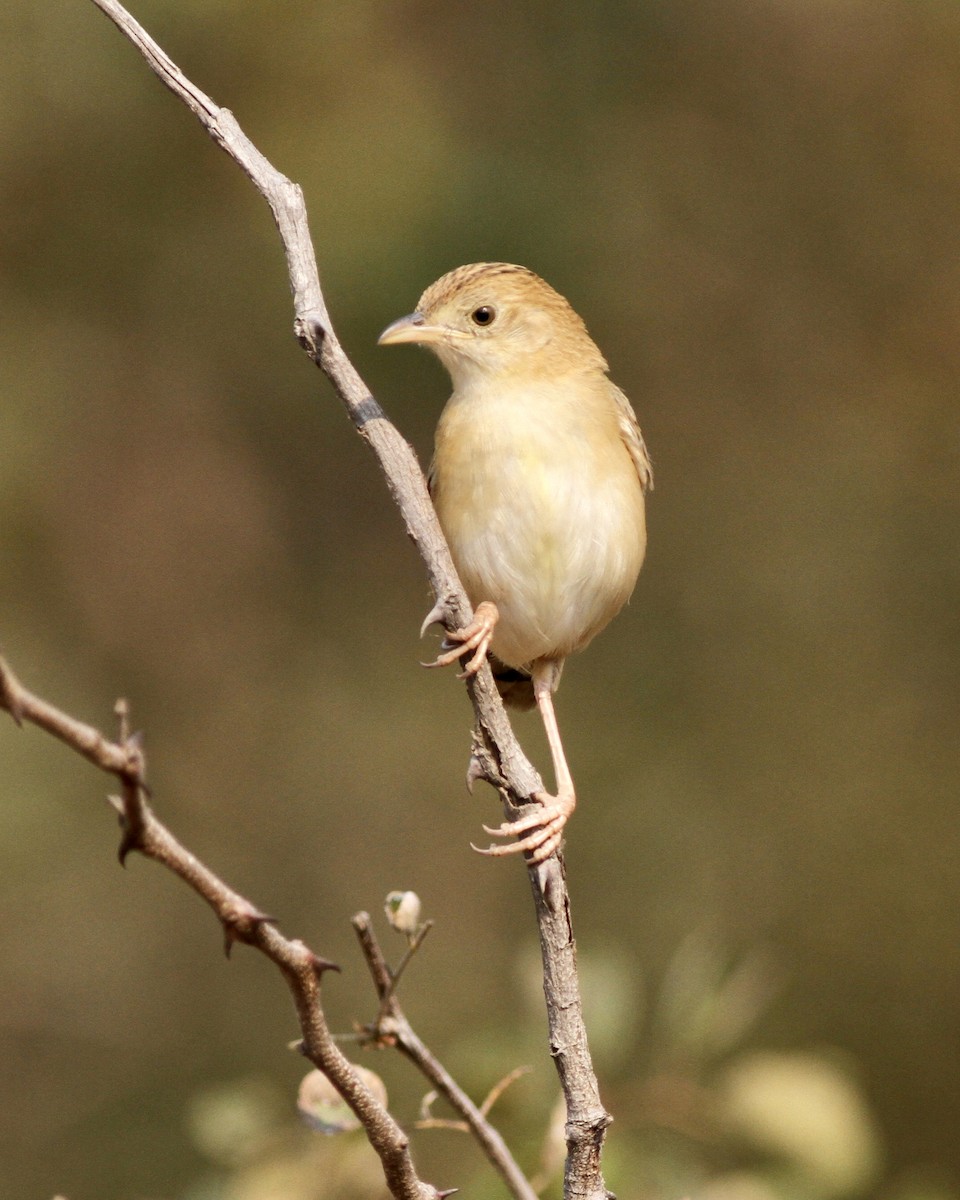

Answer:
[530,868,612,1198]
[80,4,613,1195]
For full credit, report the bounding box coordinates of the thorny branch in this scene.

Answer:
[0,657,440,1200]
[13,3,616,1197]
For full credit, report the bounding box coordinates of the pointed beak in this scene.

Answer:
[378,312,446,347]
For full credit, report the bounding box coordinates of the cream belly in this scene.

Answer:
[431,381,647,670]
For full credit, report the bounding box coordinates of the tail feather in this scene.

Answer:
[490,657,535,709]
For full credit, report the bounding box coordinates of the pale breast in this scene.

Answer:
[431,378,647,669]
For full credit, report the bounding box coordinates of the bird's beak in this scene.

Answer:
[378,312,447,347]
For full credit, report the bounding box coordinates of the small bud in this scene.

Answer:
[384,890,422,938]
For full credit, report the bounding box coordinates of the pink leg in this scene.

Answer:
[475,661,576,864]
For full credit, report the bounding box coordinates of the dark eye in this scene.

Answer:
[471,306,496,326]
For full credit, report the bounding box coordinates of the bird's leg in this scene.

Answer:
[424,600,500,677]
[475,662,576,864]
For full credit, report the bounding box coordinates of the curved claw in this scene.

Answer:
[422,601,500,677]
[473,791,575,865]
[471,824,564,864]
[419,599,449,640]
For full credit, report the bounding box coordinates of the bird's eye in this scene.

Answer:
[471,306,496,327]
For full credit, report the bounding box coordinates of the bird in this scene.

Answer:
[378,263,652,863]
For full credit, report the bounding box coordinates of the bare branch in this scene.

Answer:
[0,657,439,1200]
[0,655,142,780]
[480,1066,534,1118]
[353,912,539,1200]
[374,921,435,1025]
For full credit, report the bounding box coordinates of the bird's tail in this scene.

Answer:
[490,657,536,710]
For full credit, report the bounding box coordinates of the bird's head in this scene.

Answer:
[378,262,607,389]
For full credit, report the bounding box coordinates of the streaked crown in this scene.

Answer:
[379,262,608,384]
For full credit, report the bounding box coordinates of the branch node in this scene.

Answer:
[367,1014,400,1048]
[221,901,279,957]
[295,310,328,358]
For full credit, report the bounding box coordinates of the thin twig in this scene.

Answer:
[414,1067,533,1129]
[481,1066,534,1118]
[376,920,435,1023]
[416,1118,471,1134]
[353,913,540,1200]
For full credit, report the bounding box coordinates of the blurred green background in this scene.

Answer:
[2,1,959,1198]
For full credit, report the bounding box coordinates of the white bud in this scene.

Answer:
[384,890,422,937]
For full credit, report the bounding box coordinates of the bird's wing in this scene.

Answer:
[609,383,654,493]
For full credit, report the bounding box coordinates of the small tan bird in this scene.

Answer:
[379,263,652,863]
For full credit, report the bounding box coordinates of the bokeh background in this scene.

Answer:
[2,1,959,1198]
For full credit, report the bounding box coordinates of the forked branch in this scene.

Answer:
[0,657,441,1200]
[353,912,540,1200]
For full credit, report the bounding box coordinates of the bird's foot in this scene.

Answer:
[423,601,499,677]
[473,788,575,865]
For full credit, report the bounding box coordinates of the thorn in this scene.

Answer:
[109,797,139,866]
[308,951,341,979]
[222,904,278,958]
[465,754,486,793]
[118,828,137,867]
[123,729,145,768]
[419,599,448,640]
